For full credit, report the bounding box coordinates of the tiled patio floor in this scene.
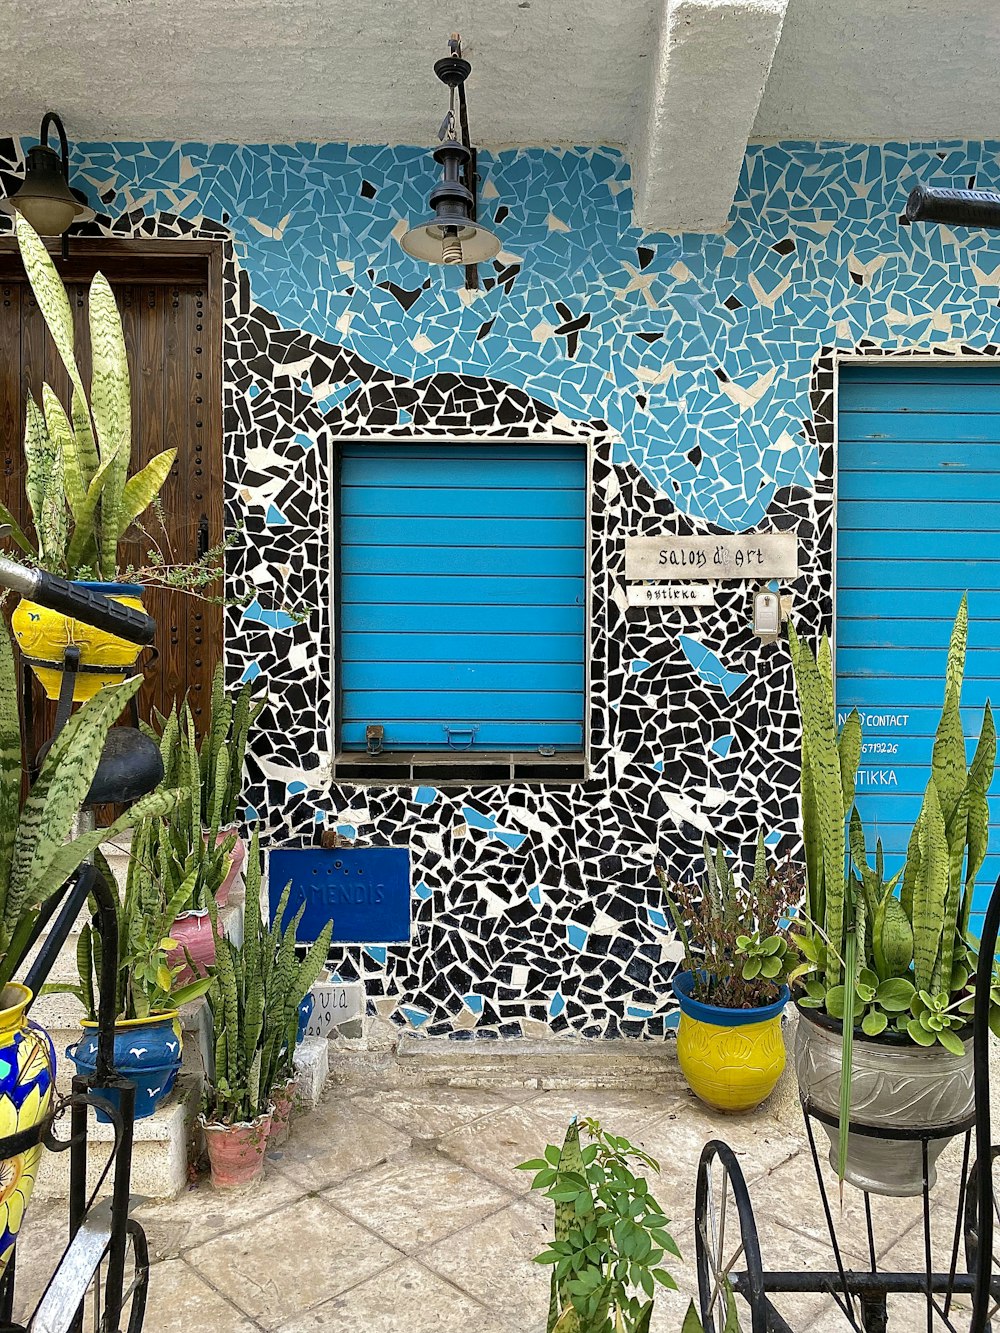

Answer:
[13,1080,974,1332]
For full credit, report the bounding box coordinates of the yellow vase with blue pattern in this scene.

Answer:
[671,971,789,1113]
[11,582,145,702]
[0,984,56,1277]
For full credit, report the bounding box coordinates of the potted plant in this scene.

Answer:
[0,214,225,701]
[517,1117,682,1333]
[788,596,997,1195]
[138,704,237,979]
[660,834,800,1113]
[0,623,175,1274]
[62,828,214,1120]
[149,673,263,907]
[200,835,332,1186]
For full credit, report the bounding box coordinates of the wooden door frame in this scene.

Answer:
[0,234,227,738]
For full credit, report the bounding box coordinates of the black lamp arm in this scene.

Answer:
[39,110,71,181]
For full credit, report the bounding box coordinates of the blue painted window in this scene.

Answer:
[338,443,586,752]
[837,363,1000,937]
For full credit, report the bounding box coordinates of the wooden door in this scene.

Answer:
[0,241,223,749]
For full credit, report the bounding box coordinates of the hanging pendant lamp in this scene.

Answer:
[400,36,501,273]
[2,112,87,237]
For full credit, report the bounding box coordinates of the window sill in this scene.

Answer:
[331,751,588,786]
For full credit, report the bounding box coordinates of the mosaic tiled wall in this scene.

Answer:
[2,136,999,1037]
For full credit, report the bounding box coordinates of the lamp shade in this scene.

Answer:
[401,216,501,266]
[1,144,86,236]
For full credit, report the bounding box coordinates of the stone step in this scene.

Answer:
[32,1037,329,1201]
[33,1071,201,1202]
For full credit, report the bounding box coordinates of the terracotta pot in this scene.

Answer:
[267,1078,298,1147]
[204,827,245,907]
[11,582,145,702]
[0,984,56,1280]
[167,910,220,984]
[201,1109,272,1188]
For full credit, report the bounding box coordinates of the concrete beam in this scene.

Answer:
[632,0,789,233]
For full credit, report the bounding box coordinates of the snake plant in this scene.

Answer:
[142,703,236,910]
[203,828,332,1125]
[0,618,179,990]
[148,668,263,832]
[0,213,175,580]
[67,833,213,1022]
[789,597,997,1176]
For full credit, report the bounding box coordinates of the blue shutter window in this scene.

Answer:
[836,363,1000,938]
[338,443,586,753]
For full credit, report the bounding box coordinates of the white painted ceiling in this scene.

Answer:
[2,0,999,229]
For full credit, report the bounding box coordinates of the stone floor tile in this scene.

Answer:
[760,1152,897,1264]
[9,1201,73,1324]
[275,1257,515,1333]
[527,1086,688,1142]
[350,1086,514,1140]
[134,1167,306,1259]
[637,1092,804,1224]
[269,1090,411,1190]
[186,1195,401,1325]
[421,1196,552,1329]
[323,1147,513,1253]
[436,1101,583,1195]
[133,1260,260,1333]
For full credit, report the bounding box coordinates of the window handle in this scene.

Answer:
[443,725,478,750]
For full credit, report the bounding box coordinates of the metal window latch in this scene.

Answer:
[443,725,477,750]
[366,724,384,756]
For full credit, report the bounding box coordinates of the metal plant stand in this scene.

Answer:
[0,552,158,1333]
[694,874,1000,1333]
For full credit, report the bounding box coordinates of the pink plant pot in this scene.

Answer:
[204,828,245,907]
[267,1078,298,1147]
[167,910,220,984]
[201,1110,272,1188]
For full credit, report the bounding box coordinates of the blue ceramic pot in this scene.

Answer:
[67,1012,182,1121]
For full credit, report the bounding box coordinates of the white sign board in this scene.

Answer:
[627,583,716,607]
[625,533,798,581]
[303,982,364,1037]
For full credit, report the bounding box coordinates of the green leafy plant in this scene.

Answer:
[196,665,264,829]
[517,1118,681,1333]
[63,830,213,1021]
[0,619,178,990]
[680,1293,742,1333]
[788,596,998,1176]
[142,703,237,910]
[658,833,801,1009]
[203,829,333,1125]
[0,213,176,580]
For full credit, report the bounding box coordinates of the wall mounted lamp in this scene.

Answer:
[1,111,88,247]
[400,35,500,286]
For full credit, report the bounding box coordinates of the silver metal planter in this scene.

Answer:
[794,1005,974,1197]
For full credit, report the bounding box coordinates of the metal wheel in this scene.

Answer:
[965,1147,1000,1333]
[696,1139,768,1333]
[17,1215,149,1333]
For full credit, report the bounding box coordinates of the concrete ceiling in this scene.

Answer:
[2,0,998,232]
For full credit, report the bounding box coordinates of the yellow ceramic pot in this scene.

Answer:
[11,581,145,701]
[672,971,789,1113]
[0,983,56,1278]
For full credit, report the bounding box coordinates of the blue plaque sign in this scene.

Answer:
[267,846,411,944]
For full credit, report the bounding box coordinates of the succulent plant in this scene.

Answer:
[0,214,175,580]
[203,829,332,1125]
[0,617,179,991]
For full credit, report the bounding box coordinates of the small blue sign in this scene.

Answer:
[267,846,411,944]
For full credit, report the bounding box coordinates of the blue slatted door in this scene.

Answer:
[339,444,586,751]
[837,363,1000,937]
